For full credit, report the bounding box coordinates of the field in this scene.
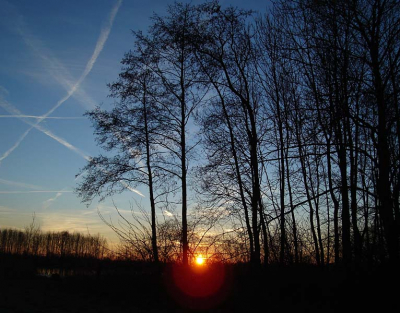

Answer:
[0,255,397,312]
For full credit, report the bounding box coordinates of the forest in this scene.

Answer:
[76,0,400,268]
[1,0,399,311]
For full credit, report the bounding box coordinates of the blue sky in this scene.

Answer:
[0,0,269,244]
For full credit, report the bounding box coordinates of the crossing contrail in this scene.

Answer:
[0,0,123,164]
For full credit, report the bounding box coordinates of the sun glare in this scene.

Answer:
[196,255,205,265]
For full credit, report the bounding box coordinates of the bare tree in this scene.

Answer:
[193,4,266,266]
[75,44,167,263]
[135,3,206,265]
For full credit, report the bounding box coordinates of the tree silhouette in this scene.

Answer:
[75,0,400,268]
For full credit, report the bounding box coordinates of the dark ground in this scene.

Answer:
[0,256,397,312]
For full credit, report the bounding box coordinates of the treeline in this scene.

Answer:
[76,0,400,267]
[0,224,107,259]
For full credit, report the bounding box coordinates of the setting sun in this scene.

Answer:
[196,255,205,265]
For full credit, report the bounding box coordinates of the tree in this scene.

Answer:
[347,0,400,265]
[76,43,165,263]
[129,2,205,265]
[193,4,265,266]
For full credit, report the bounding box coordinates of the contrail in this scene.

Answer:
[120,181,145,197]
[0,115,86,119]
[0,100,91,162]
[0,0,123,163]
[78,0,123,89]
[1,1,95,110]
[17,1,123,113]
[0,100,145,198]
[34,122,92,161]
[0,126,33,164]
[0,1,142,198]
[27,0,123,124]
[43,192,63,209]
[0,190,73,194]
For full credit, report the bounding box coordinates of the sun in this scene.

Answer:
[195,255,205,265]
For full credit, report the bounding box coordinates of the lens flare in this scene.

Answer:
[166,262,229,310]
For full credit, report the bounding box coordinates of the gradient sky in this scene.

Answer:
[0,0,269,244]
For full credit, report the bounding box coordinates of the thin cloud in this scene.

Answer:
[0,86,9,97]
[0,205,15,213]
[39,213,103,233]
[0,178,44,190]
[82,207,104,215]
[36,211,117,240]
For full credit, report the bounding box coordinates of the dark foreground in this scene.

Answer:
[0,257,397,312]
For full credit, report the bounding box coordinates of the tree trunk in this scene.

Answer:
[143,96,159,263]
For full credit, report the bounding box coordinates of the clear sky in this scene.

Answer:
[0,0,269,244]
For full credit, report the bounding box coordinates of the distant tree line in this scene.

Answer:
[76,0,400,267]
[0,220,107,259]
